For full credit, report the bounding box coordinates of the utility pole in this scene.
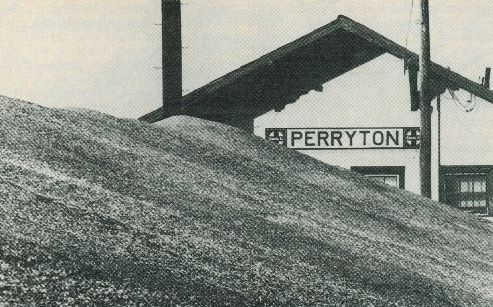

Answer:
[419,0,432,198]
[162,0,183,110]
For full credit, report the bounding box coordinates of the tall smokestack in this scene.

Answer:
[162,0,182,109]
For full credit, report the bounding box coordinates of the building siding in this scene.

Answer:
[255,53,493,201]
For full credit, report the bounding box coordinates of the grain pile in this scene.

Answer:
[1,96,493,306]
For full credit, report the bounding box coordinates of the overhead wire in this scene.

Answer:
[405,0,414,49]
[444,88,476,112]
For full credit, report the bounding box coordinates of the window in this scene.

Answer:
[440,166,492,215]
[442,172,489,213]
[351,166,405,189]
[365,174,400,187]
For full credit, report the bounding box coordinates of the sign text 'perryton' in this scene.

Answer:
[265,127,421,150]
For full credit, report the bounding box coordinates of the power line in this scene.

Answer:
[444,88,476,112]
[405,0,415,48]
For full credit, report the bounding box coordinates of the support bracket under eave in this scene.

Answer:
[407,62,450,111]
[407,64,420,111]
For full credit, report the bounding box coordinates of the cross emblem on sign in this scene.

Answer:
[404,128,421,148]
[265,128,287,146]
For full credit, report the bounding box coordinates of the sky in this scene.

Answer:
[0,0,492,118]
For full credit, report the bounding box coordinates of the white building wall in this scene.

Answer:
[439,91,493,166]
[254,53,493,201]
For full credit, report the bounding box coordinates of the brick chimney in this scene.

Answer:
[162,0,182,109]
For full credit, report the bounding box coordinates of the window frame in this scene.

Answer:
[439,165,492,215]
[351,166,405,189]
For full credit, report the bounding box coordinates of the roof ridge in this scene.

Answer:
[140,16,493,123]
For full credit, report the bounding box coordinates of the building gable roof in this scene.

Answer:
[141,15,493,123]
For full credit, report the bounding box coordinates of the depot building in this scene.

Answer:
[142,16,493,215]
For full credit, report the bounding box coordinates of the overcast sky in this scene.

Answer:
[0,0,492,118]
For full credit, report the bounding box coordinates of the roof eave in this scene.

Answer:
[431,64,493,102]
[338,16,493,102]
[139,15,493,123]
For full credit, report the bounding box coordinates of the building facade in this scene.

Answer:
[141,16,493,214]
[255,53,493,213]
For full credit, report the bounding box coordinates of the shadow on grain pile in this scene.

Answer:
[1,96,493,306]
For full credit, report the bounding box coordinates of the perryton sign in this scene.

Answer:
[265,127,421,150]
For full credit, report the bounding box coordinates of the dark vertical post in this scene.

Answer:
[162,0,182,109]
[488,170,493,216]
[485,67,491,89]
[408,64,419,111]
[437,95,441,201]
[419,0,432,198]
